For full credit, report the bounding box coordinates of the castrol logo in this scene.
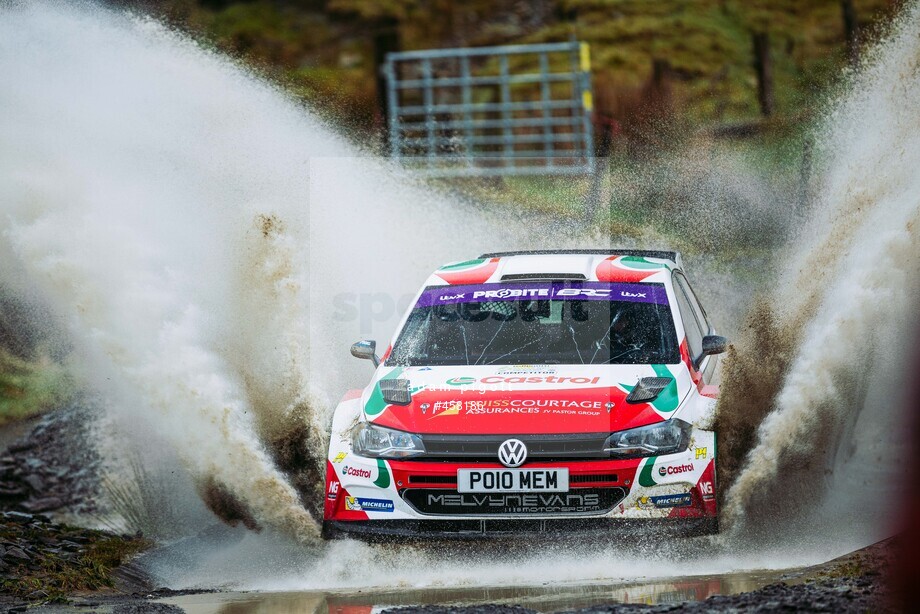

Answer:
[657,463,694,477]
[342,466,372,479]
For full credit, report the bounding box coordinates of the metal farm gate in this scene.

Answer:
[383,41,594,177]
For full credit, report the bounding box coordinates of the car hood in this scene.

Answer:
[364,364,692,435]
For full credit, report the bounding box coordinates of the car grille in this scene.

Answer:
[417,433,610,461]
[402,487,627,516]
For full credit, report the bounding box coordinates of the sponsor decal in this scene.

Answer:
[695,447,708,460]
[332,452,347,463]
[496,366,557,375]
[429,398,605,418]
[699,481,714,499]
[446,377,476,386]
[444,375,601,386]
[415,282,669,308]
[344,497,395,513]
[425,492,602,514]
[650,493,693,508]
[327,481,340,501]
[658,463,695,477]
[480,375,601,385]
[342,465,372,479]
[473,288,550,300]
[431,400,464,417]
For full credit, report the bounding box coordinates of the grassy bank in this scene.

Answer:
[0,512,150,603]
[0,350,73,428]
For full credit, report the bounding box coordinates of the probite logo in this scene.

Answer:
[472,288,549,299]
[658,463,695,477]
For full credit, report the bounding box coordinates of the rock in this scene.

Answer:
[22,475,44,493]
[112,603,187,614]
[60,540,83,552]
[20,496,63,513]
[3,546,31,562]
[2,511,34,523]
[7,441,35,454]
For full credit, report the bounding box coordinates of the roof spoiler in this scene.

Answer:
[478,249,683,270]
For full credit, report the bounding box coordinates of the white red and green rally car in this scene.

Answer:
[322,250,726,539]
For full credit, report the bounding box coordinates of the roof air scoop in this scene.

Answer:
[379,378,412,405]
[625,377,673,404]
[500,273,587,281]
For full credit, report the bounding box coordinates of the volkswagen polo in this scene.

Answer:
[322,249,725,539]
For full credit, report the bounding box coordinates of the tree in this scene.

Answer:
[841,0,860,65]
[752,31,774,117]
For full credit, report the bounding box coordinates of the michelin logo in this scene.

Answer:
[650,493,692,508]
[344,497,395,512]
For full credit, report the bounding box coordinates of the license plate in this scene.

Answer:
[457,468,569,493]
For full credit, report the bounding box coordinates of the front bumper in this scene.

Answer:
[322,516,719,541]
[323,431,717,539]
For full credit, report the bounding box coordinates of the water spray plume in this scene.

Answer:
[719,1,920,536]
[0,0,509,541]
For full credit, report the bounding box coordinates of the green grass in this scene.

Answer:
[0,520,150,602]
[0,350,74,427]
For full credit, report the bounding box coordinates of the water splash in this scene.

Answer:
[0,0,513,541]
[719,1,920,538]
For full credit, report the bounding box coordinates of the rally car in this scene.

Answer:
[322,249,726,539]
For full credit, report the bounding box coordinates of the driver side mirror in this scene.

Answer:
[702,335,728,357]
[351,339,379,367]
[693,335,727,369]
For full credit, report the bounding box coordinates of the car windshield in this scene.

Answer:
[388,282,680,366]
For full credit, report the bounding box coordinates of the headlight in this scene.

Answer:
[603,419,691,459]
[352,422,426,459]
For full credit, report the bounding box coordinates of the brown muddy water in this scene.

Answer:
[160,569,792,613]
